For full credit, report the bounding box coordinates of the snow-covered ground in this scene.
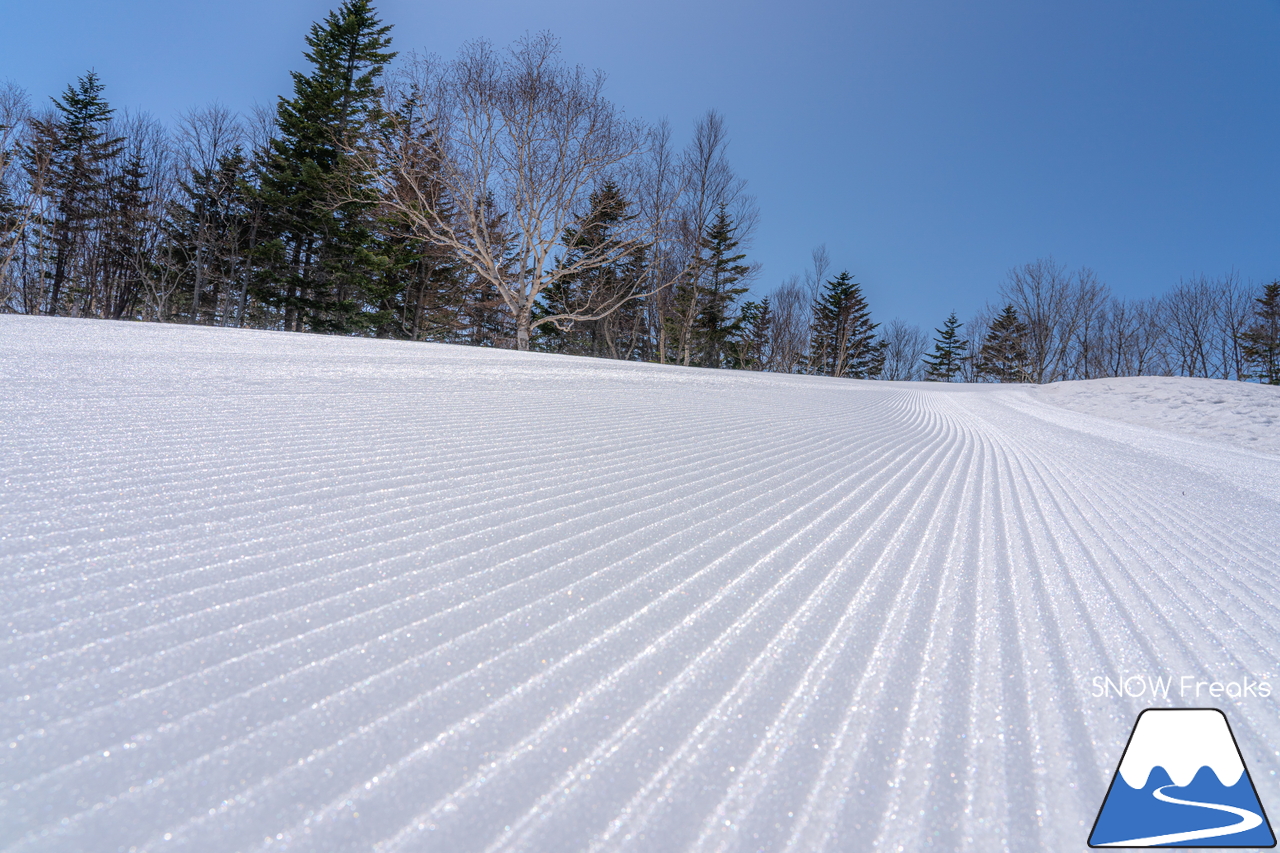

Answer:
[2,315,1279,853]
[1034,375,1280,456]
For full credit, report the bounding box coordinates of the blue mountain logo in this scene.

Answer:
[1089,708,1276,847]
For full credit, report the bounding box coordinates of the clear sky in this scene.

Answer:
[3,0,1277,331]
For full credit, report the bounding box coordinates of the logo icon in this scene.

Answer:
[1089,708,1275,847]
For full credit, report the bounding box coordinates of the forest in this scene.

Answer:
[1,0,1277,384]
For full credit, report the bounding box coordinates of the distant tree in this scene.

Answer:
[729,296,772,370]
[976,304,1032,382]
[537,181,647,358]
[167,146,255,323]
[666,113,756,367]
[1160,274,1251,380]
[370,34,652,351]
[98,146,153,319]
[693,205,751,367]
[922,312,968,381]
[880,319,929,381]
[1064,269,1110,380]
[1241,281,1280,384]
[26,71,124,315]
[254,0,395,333]
[767,276,810,374]
[1002,258,1112,383]
[0,82,34,304]
[808,270,884,378]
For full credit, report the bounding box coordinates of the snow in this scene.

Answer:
[1034,375,1280,456]
[1117,709,1243,789]
[3,315,1280,852]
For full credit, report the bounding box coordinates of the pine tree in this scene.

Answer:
[729,297,772,370]
[808,270,884,378]
[27,71,123,315]
[977,304,1032,382]
[922,312,968,381]
[1241,281,1280,384]
[253,0,395,333]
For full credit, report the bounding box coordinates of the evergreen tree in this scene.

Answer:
[357,91,467,341]
[1241,281,1280,384]
[26,71,123,315]
[729,297,772,370]
[364,210,465,341]
[669,205,751,367]
[0,154,22,292]
[694,205,751,367]
[808,270,884,378]
[100,148,151,319]
[253,0,395,333]
[922,312,968,381]
[977,304,1032,382]
[536,181,644,357]
[168,147,255,324]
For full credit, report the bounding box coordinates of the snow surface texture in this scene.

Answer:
[1034,375,1280,456]
[2,315,1280,853]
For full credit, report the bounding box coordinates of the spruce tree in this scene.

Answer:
[922,312,968,381]
[254,0,395,333]
[730,297,772,370]
[977,304,1032,382]
[536,181,643,357]
[357,88,467,341]
[28,71,123,315]
[1241,281,1280,384]
[694,205,751,367]
[808,270,884,378]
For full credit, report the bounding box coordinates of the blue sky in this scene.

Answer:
[3,0,1277,331]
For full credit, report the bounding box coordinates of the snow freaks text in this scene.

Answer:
[1091,674,1274,701]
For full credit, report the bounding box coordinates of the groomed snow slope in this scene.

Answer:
[2,315,1280,853]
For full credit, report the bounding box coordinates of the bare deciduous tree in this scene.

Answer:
[1095,295,1169,378]
[665,110,757,366]
[803,244,830,306]
[880,319,929,381]
[635,120,683,363]
[1164,275,1221,378]
[171,104,245,324]
[0,82,36,307]
[369,34,656,350]
[1001,257,1079,383]
[768,275,811,373]
[1064,267,1109,379]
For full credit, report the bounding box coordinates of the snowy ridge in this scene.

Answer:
[1034,375,1280,456]
[1116,709,1244,789]
[3,316,1280,852]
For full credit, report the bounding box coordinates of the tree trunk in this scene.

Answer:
[192,247,204,324]
[516,311,531,351]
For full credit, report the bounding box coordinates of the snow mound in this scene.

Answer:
[1034,376,1280,455]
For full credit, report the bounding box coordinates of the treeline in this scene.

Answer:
[1,1,1277,384]
[898,262,1280,384]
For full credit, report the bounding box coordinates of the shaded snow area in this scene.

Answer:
[3,315,1280,853]
[1034,375,1280,456]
